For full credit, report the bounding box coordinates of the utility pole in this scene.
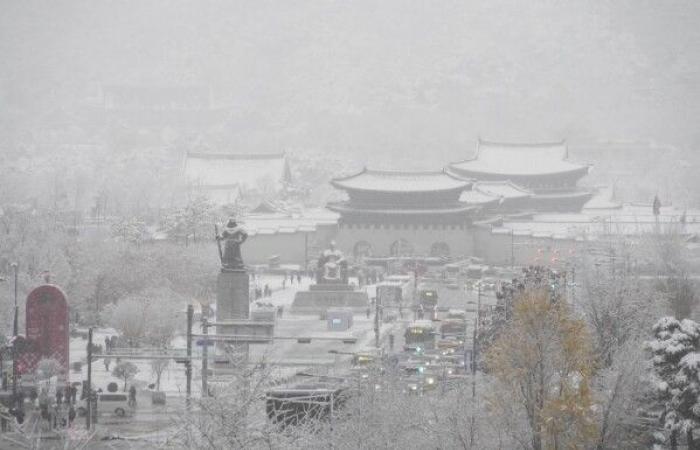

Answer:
[86,327,93,430]
[476,283,481,335]
[186,305,193,404]
[201,317,209,397]
[10,263,19,416]
[11,263,18,337]
[374,289,380,348]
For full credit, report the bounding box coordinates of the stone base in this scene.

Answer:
[216,271,249,321]
[291,289,369,315]
[216,271,249,369]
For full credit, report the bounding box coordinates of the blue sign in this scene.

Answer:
[196,339,214,346]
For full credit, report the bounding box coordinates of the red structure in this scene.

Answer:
[18,285,69,378]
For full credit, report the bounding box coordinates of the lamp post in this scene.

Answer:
[10,263,18,413]
[11,263,18,337]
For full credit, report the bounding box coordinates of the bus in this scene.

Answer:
[404,320,436,351]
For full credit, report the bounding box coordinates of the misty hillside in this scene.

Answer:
[1,0,699,167]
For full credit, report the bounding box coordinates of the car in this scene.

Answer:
[77,393,131,418]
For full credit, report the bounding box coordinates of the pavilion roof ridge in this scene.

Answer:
[330,167,471,193]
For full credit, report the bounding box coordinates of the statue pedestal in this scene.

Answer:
[216,270,249,320]
[291,283,368,316]
[215,270,249,368]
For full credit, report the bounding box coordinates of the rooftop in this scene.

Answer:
[448,139,590,177]
[473,180,532,200]
[331,168,470,193]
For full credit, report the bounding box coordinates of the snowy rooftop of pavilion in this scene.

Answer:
[448,139,590,177]
[331,168,470,193]
[473,180,532,199]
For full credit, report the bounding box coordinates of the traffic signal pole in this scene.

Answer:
[186,305,193,405]
[201,317,209,397]
[86,327,92,429]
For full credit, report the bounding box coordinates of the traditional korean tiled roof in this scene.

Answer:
[326,202,477,216]
[472,180,533,200]
[184,152,291,191]
[448,139,590,177]
[459,189,502,206]
[331,168,470,193]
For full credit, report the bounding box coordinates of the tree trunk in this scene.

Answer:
[688,428,700,450]
[671,430,678,450]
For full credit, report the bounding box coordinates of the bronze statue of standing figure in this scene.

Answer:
[216,218,248,271]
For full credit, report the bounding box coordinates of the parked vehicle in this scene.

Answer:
[77,393,131,418]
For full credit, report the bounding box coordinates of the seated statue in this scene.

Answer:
[316,241,348,284]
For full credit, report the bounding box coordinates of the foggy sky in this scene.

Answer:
[1,0,699,164]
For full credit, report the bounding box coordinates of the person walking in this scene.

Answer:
[366,306,371,319]
[296,272,301,284]
[128,385,137,408]
[104,356,111,371]
[389,333,395,351]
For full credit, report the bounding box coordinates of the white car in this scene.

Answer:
[77,392,131,418]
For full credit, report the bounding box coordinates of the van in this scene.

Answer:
[78,393,131,418]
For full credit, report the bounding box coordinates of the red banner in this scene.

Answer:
[20,285,69,378]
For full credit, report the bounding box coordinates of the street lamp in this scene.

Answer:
[10,263,18,337]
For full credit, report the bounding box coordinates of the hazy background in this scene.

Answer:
[1,0,699,208]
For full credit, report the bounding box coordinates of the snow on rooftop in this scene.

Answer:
[583,186,623,210]
[459,189,501,205]
[331,168,469,193]
[473,181,532,199]
[449,139,589,177]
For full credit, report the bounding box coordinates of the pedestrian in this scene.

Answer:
[282,278,286,289]
[366,306,371,319]
[389,333,395,351]
[105,336,111,353]
[68,405,76,426]
[110,335,118,351]
[418,305,424,320]
[70,385,77,404]
[128,385,137,408]
[56,388,63,405]
[104,357,111,371]
[265,284,270,297]
[297,272,301,284]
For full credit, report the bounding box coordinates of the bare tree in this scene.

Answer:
[112,361,139,392]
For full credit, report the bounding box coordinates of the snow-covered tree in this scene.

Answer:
[647,316,700,449]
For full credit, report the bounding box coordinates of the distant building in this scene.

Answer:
[461,180,533,215]
[184,152,292,205]
[448,139,592,212]
[327,169,476,259]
